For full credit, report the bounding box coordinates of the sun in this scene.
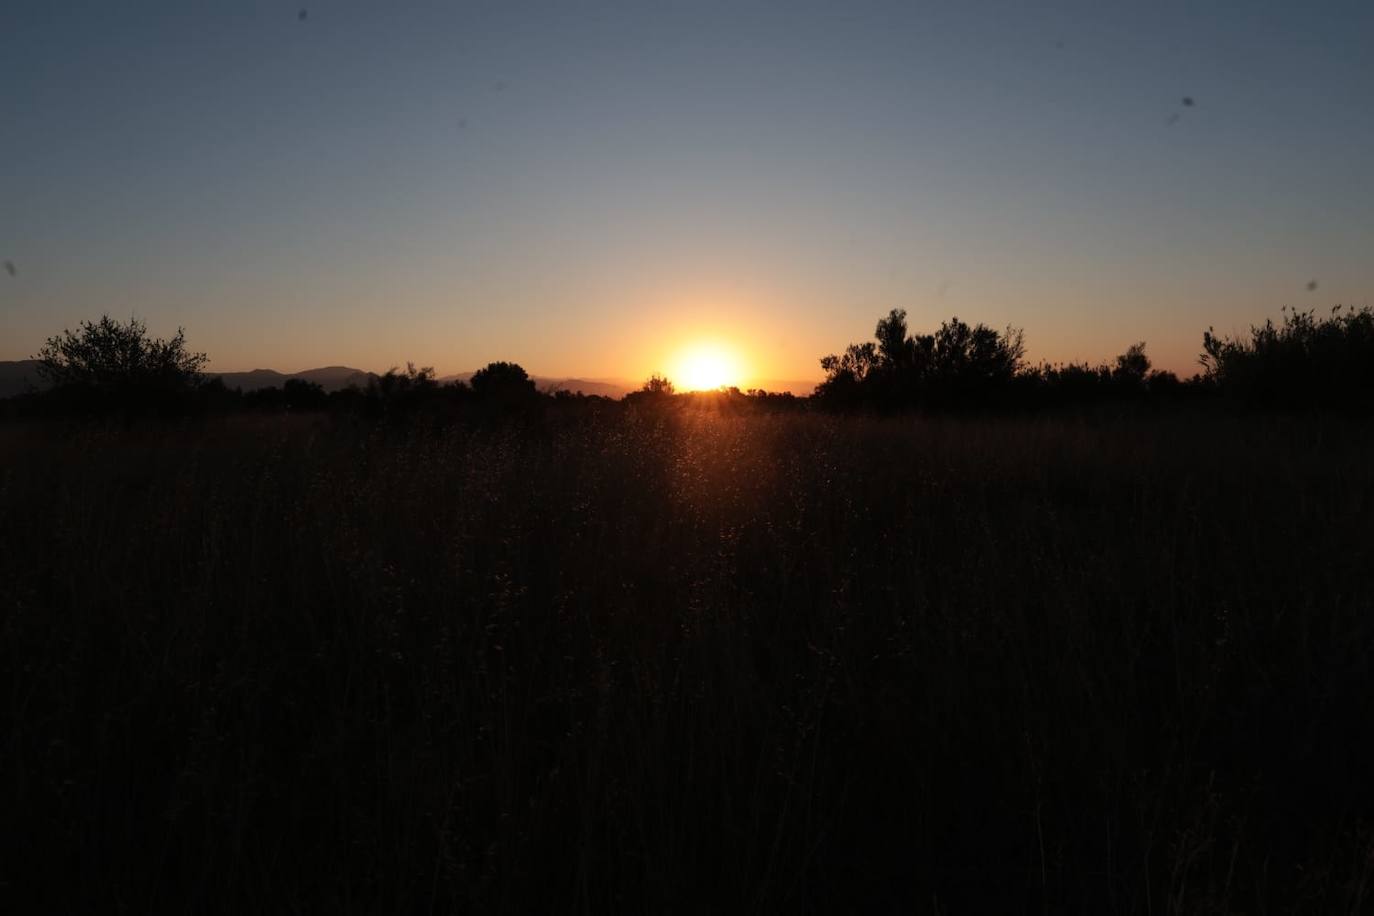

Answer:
[672,343,742,391]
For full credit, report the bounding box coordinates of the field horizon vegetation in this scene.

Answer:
[3,307,1374,912]
[4,302,1374,417]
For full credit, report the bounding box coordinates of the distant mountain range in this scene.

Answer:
[211,366,377,393]
[0,362,380,399]
[0,360,816,400]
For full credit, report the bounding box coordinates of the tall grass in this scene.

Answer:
[2,408,1372,913]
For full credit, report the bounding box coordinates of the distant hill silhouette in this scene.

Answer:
[211,366,377,393]
[0,360,378,399]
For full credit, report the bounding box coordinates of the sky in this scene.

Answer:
[2,0,1372,384]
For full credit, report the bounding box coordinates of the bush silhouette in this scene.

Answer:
[1201,305,1374,409]
[623,373,676,407]
[818,309,1025,408]
[1112,341,1150,387]
[35,314,207,412]
[243,378,330,411]
[470,361,538,404]
[355,363,455,418]
[816,313,1212,411]
[370,363,438,398]
[640,373,675,396]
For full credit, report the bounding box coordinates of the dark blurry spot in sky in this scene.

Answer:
[936,279,951,298]
[492,80,507,92]
[1307,280,1319,291]
[457,117,467,129]
[1167,97,1196,126]
[3,261,15,278]
[298,9,308,23]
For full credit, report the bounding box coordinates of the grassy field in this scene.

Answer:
[3,406,1373,913]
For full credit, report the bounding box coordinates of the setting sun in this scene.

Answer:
[671,344,743,391]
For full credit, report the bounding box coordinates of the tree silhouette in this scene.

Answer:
[1113,342,1150,384]
[35,315,207,412]
[470,361,538,405]
[818,341,880,407]
[354,363,448,418]
[874,309,918,370]
[818,310,1024,407]
[622,372,677,407]
[37,315,206,388]
[929,316,1025,394]
[639,373,675,396]
[371,363,437,398]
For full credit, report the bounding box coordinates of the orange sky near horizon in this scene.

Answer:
[5,271,1365,387]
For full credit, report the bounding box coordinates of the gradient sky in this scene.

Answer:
[3,1,1372,382]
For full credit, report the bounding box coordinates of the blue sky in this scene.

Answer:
[3,0,1371,380]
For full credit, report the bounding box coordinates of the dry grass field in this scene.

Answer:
[3,405,1372,913]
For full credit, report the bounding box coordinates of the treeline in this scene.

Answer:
[5,306,1373,420]
[815,305,1374,412]
[0,316,803,421]
[0,317,580,420]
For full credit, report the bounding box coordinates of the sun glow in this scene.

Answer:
[672,343,743,391]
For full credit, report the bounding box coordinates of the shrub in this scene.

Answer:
[1201,305,1374,409]
[34,314,207,413]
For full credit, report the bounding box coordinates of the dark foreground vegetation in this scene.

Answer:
[3,402,1373,913]
[3,309,1374,912]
